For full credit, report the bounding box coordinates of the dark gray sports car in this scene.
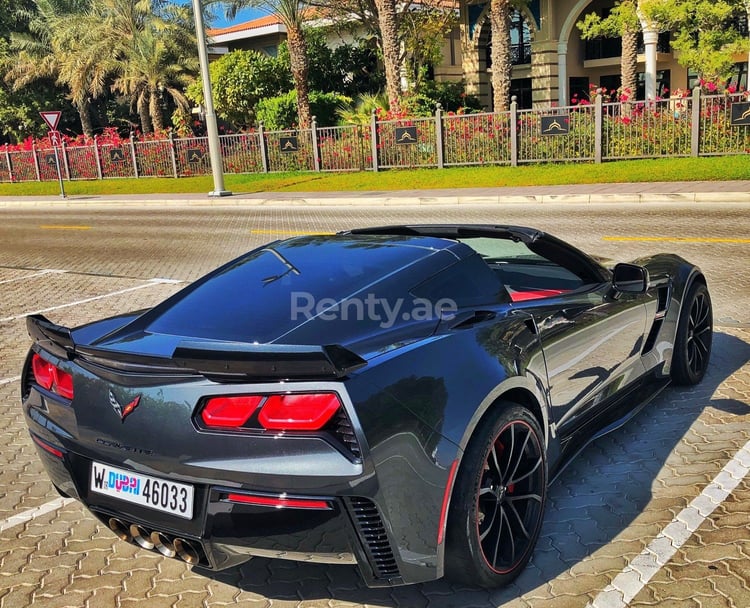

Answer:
[21,225,712,588]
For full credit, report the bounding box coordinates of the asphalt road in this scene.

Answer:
[0,202,748,608]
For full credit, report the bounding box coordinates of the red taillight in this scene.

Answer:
[31,353,74,400]
[201,395,263,428]
[258,393,341,431]
[32,354,54,390]
[31,434,64,459]
[200,392,342,431]
[54,369,74,399]
[226,493,331,510]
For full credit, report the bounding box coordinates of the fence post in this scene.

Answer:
[691,86,701,158]
[5,144,13,183]
[510,97,518,167]
[32,142,41,181]
[595,91,603,164]
[129,132,139,179]
[311,115,321,172]
[93,135,103,180]
[435,104,444,169]
[61,140,71,180]
[370,109,379,172]
[168,131,179,178]
[258,123,269,173]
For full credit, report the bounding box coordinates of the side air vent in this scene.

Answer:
[347,497,400,579]
[642,284,671,355]
[332,410,362,459]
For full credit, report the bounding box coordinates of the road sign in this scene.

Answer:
[40,111,62,131]
[394,126,417,145]
[49,131,62,147]
[109,148,125,163]
[731,102,750,126]
[279,136,299,153]
[44,153,57,167]
[187,148,205,163]
[540,115,570,136]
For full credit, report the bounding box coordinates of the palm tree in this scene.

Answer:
[577,0,639,102]
[373,0,402,112]
[6,0,96,137]
[70,0,196,133]
[222,0,313,128]
[67,0,197,133]
[489,0,513,111]
[112,28,195,132]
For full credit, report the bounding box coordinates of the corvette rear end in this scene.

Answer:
[22,315,451,586]
[21,234,470,587]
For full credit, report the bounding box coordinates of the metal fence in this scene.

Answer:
[2,88,748,183]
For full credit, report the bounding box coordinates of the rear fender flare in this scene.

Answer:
[454,376,552,460]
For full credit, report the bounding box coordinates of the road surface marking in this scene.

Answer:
[0,269,65,285]
[588,438,750,608]
[39,225,91,230]
[250,229,333,236]
[0,278,176,323]
[0,497,75,533]
[603,236,750,244]
[0,375,21,386]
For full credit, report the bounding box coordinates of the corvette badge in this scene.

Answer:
[108,390,141,421]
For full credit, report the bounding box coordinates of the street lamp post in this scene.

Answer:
[191,0,231,197]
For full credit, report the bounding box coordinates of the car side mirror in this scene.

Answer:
[612,263,649,293]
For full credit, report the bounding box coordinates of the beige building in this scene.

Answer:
[461,0,749,109]
[209,1,750,111]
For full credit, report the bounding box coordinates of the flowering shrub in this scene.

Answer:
[518,109,597,162]
[700,92,750,155]
[604,98,693,158]
[1,85,747,183]
[221,133,265,175]
[317,126,371,171]
[443,112,512,166]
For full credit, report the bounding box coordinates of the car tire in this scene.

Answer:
[445,403,547,588]
[671,281,712,386]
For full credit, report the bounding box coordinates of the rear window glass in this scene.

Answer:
[147,236,436,342]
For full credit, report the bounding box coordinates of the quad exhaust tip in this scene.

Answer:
[108,518,131,542]
[106,517,202,565]
[174,538,201,565]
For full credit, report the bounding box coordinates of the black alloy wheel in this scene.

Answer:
[445,404,547,587]
[671,282,712,385]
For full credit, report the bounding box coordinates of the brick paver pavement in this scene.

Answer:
[0,202,747,608]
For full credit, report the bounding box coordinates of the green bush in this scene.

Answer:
[186,50,292,128]
[417,81,483,113]
[277,32,384,98]
[256,90,352,130]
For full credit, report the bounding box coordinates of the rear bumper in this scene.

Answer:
[27,422,424,587]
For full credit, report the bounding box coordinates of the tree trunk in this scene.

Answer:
[150,86,164,133]
[621,23,638,102]
[374,0,402,112]
[138,95,153,134]
[286,24,312,129]
[76,98,94,139]
[490,0,513,111]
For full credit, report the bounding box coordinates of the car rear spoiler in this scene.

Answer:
[26,314,367,381]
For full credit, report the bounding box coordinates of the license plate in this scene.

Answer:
[90,462,194,520]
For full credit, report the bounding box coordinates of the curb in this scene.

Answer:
[1,191,749,208]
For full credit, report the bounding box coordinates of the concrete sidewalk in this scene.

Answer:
[1,179,749,207]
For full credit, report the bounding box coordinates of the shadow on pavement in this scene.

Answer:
[197,330,750,608]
